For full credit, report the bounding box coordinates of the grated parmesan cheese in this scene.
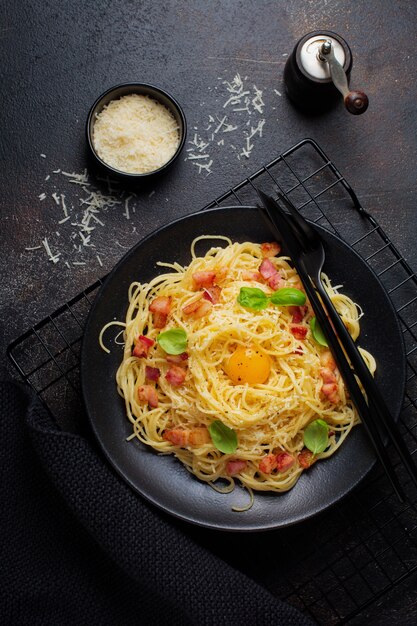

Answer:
[28,166,144,268]
[92,94,180,174]
[184,73,269,175]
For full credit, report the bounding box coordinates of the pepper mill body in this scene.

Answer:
[284,30,354,114]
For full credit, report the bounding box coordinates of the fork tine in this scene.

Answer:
[257,201,281,241]
[276,192,314,246]
[256,189,304,256]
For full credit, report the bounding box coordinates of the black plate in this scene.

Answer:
[81,207,406,531]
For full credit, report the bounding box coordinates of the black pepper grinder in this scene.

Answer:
[284,30,368,115]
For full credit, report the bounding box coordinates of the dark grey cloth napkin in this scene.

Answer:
[1,380,315,625]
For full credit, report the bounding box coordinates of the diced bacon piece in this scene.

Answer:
[320,350,337,371]
[289,305,308,324]
[149,296,172,328]
[319,352,340,403]
[137,385,158,408]
[259,453,278,474]
[203,285,222,304]
[298,448,315,469]
[152,312,168,328]
[259,452,295,474]
[188,427,211,446]
[267,271,284,290]
[165,365,187,386]
[163,428,189,447]
[261,242,281,257]
[163,426,210,447]
[242,270,262,282]
[182,298,212,319]
[226,459,248,476]
[166,352,188,364]
[321,382,340,404]
[182,298,203,315]
[149,295,171,314]
[276,452,295,472]
[259,258,277,280]
[192,271,216,289]
[140,335,155,348]
[320,367,337,385]
[290,324,308,340]
[132,334,155,358]
[132,344,145,358]
[259,258,284,289]
[153,312,168,328]
[145,366,160,382]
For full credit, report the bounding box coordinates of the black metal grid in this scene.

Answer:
[7,138,417,624]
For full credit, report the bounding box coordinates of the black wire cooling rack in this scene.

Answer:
[7,138,417,624]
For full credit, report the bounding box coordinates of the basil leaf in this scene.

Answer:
[304,419,329,454]
[310,317,328,347]
[237,287,268,311]
[208,420,238,454]
[157,328,187,355]
[270,287,306,306]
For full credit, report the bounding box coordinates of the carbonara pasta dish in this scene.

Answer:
[100,236,376,508]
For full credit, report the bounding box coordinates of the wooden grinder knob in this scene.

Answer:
[318,40,369,116]
[344,90,369,115]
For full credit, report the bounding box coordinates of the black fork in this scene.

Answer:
[276,191,417,481]
[257,188,417,499]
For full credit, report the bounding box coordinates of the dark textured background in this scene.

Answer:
[1,1,417,623]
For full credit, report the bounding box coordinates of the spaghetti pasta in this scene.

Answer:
[101,236,376,504]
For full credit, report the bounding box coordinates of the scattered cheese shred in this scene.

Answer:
[92,94,180,174]
[42,238,60,264]
[184,72,270,174]
[30,166,144,268]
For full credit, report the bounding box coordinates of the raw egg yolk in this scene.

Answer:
[225,346,271,385]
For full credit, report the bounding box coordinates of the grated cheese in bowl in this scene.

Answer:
[86,84,186,178]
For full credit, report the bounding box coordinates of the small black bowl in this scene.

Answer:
[86,82,187,183]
